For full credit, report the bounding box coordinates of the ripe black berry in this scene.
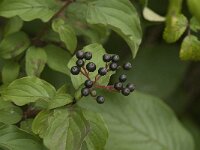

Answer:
[71,66,80,75]
[86,62,96,72]
[96,96,105,104]
[123,62,132,70]
[109,62,118,71]
[112,55,120,62]
[76,50,85,59]
[122,88,130,96]
[114,82,123,91]
[119,74,127,82]
[84,80,93,88]
[103,54,112,62]
[76,59,84,67]
[126,83,135,92]
[81,88,90,96]
[84,52,92,60]
[98,67,107,76]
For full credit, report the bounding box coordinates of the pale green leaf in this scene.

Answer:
[187,0,200,22]
[80,91,194,150]
[180,35,200,61]
[0,0,60,22]
[68,43,114,89]
[44,44,71,76]
[3,16,23,36]
[2,60,20,84]
[0,31,30,59]
[1,76,56,106]
[0,100,22,125]
[163,14,188,43]
[32,106,108,150]
[52,18,77,54]
[190,17,200,32]
[68,0,142,58]
[25,46,47,77]
[143,7,165,22]
[0,123,45,150]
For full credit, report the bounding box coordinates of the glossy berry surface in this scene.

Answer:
[98,67,107,76]
[119,74,127,82]
[96,96,105,104]
[122,88,130,96]
[84,80,93,88]
[112,55,120,62]
[114,82,123,90]
[126,83,135,92]
[81,88,90,96]
[71,66,80,75]
[84,52,92,60]
[76,50,85,59]
[123,62,132,70]
[76,59,84,67]
[103,54,112,62]
[109,62,118,71]
[86,62,96,72]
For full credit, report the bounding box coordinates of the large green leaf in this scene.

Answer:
[44,44,71,76]
[80,91,194,150]
[187,0,200,22]
[32,106,108,150]
[2,60,20,84]
[180,35,200,61]
[67,0,142,58]
[0,31,30,59]
[52,18,77,54]
[68,43,114,89]
[25,46,47,77]
[0,100,22,125]
[0,0,60,22]
[1,76,56,106]
[0,123,45,150]
[190,17,200,32]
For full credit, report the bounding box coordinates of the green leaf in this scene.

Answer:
[0,31,30,59]
[143,7,165,22]
[190,17,200,32]
[80,91,194,150]
[52,18,77,54]
[68,43,114,89]
[163,14,188,43]
[20,119,33,133]
[167,0,183,15]
[0,0,60,22]
[2,60,20,84]
[44,44,71,76]
[48,93,73,109]
[187,0,200,22]
[32,106,108,150]
[3,16,23,36]
[0,123,45,150]
[68,0,142,58]
[180,35,200,61]
[25,46,47,77]
[0,100,22,125]
[1,76,56,106]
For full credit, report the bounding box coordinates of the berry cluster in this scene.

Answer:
[71,50,135,104]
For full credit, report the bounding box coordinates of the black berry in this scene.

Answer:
[114,82,123,91]
[76,59,84,67]
[86,62,96,72]
[90,90,97,97]
[103,54,112,62]
[84,52,92,60]
[109,62,118,71]
[119,74,127,82]
[76,50,85,59]
[84,80,93,88]
[126,83,135,92]
[98,67,107,76]
[112,55,120,62]
[96,96,105,104]
[81,88,90,96]
[71,66,80,75]
[122,88,130,96]
[123,62,132,70]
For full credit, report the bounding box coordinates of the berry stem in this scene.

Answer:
[82,66,90,79]
[80,70,90,80]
